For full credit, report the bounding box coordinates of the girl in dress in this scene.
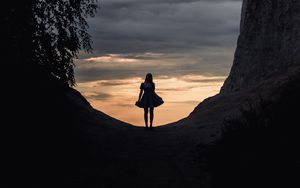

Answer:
[135,73,164,129]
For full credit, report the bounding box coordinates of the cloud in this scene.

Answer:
[180,75,226,83]
[169,100,200,104]
[97,79,142,86]
[76,47,234,82]
[101,0,242,11]
[88,92,113,100]
[87,0,242,54]
[75,0,242,83]
[84,54,138,63]
[159,86,197,92]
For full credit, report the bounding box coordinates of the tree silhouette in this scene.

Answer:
[3,0,98,86]
[33,0,98,86]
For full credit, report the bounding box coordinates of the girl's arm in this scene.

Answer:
[138,89,143,101]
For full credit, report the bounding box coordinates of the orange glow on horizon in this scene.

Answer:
[76,75,225,127]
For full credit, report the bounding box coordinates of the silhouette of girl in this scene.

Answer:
[135,73,164,129]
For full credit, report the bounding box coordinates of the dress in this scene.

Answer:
[135,82,164,108]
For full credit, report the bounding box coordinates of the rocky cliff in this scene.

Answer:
[221,0,300,93]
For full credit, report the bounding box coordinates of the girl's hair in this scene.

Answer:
[145,73,153,83]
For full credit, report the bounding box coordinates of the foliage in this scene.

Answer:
[2,0,97,86]
[32,0,98,86]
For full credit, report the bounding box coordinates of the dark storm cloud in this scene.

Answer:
[76,0,243,83]
[87,0,242,54]
[102,0,242,9]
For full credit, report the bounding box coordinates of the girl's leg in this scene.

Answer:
[150,107,154,128]
[144,108,148,128]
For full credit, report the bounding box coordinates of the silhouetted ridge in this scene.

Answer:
[210,70,300,188]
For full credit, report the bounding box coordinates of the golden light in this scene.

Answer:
[77,75,225,126]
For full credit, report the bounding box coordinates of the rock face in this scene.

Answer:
[221,0,300,93]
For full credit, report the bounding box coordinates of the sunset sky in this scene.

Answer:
[75,0,242,126]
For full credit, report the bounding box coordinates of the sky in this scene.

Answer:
[75,0,243,126]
